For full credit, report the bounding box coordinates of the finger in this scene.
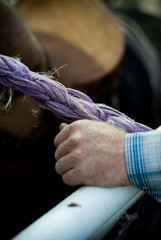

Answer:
[59,122,68,131]
[55,154,75,175]
[62,168,85,186]
[54,124,70,148]
[55,138,71,161]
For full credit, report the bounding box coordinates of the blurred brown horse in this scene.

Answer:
[0,0,124,137]
[0,1,124,239]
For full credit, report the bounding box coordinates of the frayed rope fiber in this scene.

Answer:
[0,54,152,133]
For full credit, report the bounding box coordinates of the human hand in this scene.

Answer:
[54,120,131,188]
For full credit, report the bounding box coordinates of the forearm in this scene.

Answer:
[125,126,161,202]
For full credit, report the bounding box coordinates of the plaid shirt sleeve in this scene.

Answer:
[125,126,161,202]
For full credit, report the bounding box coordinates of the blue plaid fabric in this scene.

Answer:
[125,126,161,202]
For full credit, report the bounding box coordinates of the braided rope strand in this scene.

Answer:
[0,54,152,133]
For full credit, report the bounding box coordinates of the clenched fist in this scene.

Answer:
[54,120,131,188]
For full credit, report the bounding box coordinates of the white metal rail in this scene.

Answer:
[12,186,143,240]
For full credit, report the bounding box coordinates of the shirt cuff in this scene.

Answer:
[125,127,161,202]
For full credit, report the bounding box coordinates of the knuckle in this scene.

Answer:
[70,133,83,146]
[72,149,82,162]
[62,168,85,186]
[62,172,74,186]
[71,120,88,131]
[71,120,82,129]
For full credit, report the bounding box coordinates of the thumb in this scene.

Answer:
[59,122,68,131]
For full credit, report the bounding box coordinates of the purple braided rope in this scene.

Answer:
[0,54,152,133]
